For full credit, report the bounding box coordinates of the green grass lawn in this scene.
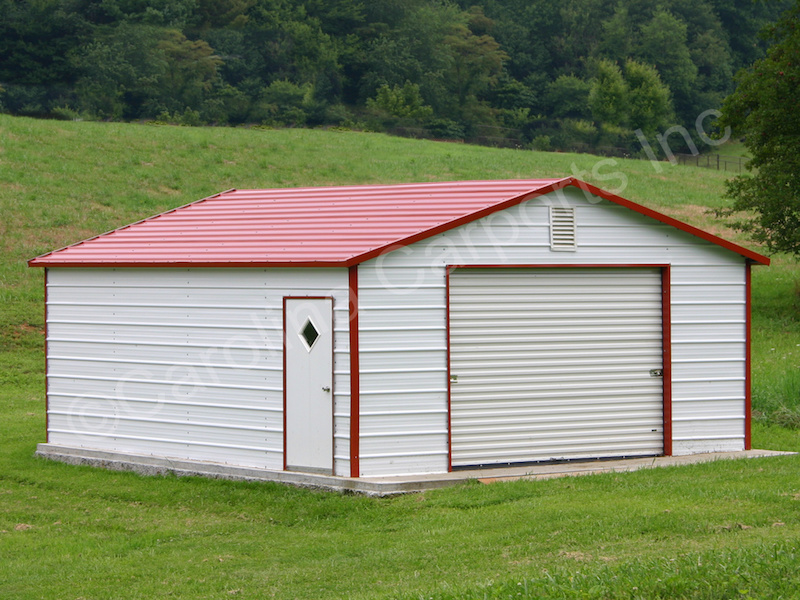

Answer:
[1,116,799,599]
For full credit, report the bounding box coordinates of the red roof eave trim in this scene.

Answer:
[344,178,576,266]
[567,179,770,265]
[27,260,349,268]
[345,177,770,267]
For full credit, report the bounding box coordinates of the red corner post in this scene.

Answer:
[348,266,360,477]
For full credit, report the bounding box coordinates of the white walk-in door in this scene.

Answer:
[284,297,334,473]
[449,267,664,467]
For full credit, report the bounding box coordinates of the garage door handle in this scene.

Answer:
[650,369,663,377]
[322,386,331,392]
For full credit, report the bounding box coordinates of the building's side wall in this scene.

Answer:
[356,187,748,476]
[45,268,352,476]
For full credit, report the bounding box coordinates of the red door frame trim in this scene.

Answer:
[445,267,454,471]
[44,268,50,444]
[446,264,673,470]
[282,295,334,472]
[661,266,673,456]
[348,266,360,478]
[745,262,752,450]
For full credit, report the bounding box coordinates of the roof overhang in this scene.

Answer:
[28,179,770,268]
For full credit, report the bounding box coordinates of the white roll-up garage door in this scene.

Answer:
[449,267,665,467]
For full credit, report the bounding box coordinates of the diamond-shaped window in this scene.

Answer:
[300,318,320,350]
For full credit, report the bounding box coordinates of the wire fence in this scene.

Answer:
[388,126,751,172]
[675,153,749,172]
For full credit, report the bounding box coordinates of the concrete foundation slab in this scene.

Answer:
[35,444,795,496]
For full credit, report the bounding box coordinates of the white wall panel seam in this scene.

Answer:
[46,337,284,351]
[672,415,744,421]
[47,373,283,392]
[359,388,448,395]
[360,430,448,438]
[47,429,283,453]
[673,435,743,441]
[50,392,282,412]
[48,301,277,310]
[48,355,282,371]
[673,377,745,382]
[47,410,283,433]
[48,319,283,331]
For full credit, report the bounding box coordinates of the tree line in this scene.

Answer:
[0,0,791,155]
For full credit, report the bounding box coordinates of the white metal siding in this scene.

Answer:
[449,267,664,466]
[45,268,352,475]
[356,187,748,476]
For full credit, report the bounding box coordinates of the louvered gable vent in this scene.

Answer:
[550,206,577,250]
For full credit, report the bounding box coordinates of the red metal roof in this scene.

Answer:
[28,178,770,267]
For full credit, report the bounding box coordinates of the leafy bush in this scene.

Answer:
[425,118,466,140]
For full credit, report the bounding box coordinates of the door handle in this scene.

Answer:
[322,386,331,392]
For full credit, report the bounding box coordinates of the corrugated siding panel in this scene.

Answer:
[356,187,748,476]
[449,267,664,466]
[45,267,351,475]
[356,270,449,476]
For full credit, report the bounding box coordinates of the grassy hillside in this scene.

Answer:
[0,115,762,319]
[1,115,799,599]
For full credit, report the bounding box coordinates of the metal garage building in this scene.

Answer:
[29,179,770,479]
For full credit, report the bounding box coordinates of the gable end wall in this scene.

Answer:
[356,188,748,476]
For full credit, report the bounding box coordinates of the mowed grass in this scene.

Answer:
[1,115,799,599]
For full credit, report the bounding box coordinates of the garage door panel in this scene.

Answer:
[453,396,663,413]
[453,342,662,358]
[451,330,662,343]
[455,438,664,464]
[449,267,664,467]
[453,415,664,432]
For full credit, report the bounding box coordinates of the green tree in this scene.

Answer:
[259,79,311,125]
[544,74,591,120]
[0,0,90,86]
[73,25,221,119]
[588,59,628,127]
[442,22,507,112]
[191,0,254,32]
[156,30,222,112]
[366,81,433,121]
[72,24,167,119]
[718,2,800,255]
[624,59,674,137]
[638,9,698,122]
[359,2,463,110]
[598,2,633,63]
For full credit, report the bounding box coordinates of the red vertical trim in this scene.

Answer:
[445,267,453,472]
[745,262,753,450]
[44,268,50,444]
[282,297,288,470]
[661,266,673,456]
[348,266,360,478]
[327,297,335,471]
